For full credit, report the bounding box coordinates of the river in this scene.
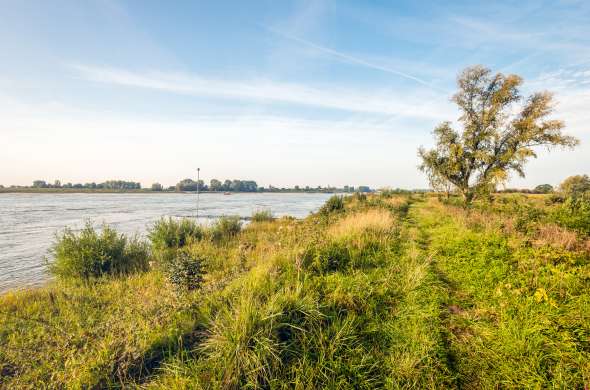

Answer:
[0,192,331,292]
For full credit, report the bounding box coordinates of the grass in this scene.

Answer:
[1,193,589,388]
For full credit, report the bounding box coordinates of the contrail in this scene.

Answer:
[265,26,442,91]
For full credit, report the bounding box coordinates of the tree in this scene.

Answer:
[534,184,553,194]
[175,179,206,192]
[210,179,222,191]
[151,183,163,191]
[418,65,578,203]
[559,174,590,197]
[33,180,47,188]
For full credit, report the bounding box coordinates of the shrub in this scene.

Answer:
[211,216,242,242]
[251,210,274,223]
[319,195,344,215]
[551,194,590,235]
[148,217,204,250]
[164,250,206,292]
[546,193,565,205]
[50,222,150,280]
[514,205,545,234]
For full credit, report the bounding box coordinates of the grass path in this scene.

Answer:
[411,197,590,388]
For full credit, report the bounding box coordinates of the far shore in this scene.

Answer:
[0,188,338,194]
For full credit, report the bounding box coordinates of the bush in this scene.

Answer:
[514,205,545,234]
[251,210,274,223]
[546,193,565,205]
[148,217,204,250]
[164,250,206,292]
[211,216,242,242]
[551,194,590,235]
[50,222,150,280]
[319,195,345,215]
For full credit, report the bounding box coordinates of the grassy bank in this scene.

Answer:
[1,194,588,388]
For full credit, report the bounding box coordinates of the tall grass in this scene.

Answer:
[318,195,345,215]
[251,209,274,223]
[3,193,589,388]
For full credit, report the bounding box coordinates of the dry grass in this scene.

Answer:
[384,197,408,208]
[531,223,590,254]
[438,199,590,254]
[328,209,395,239]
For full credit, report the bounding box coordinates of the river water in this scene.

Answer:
[0,192,331,292]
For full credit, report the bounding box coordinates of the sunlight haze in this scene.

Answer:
[1,0,589,188]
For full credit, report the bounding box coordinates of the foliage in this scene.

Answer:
[419,65,578,203]
[4,194,590,388]
[211,216,242,241]
[176,178,259,192]
[319,195,345,215]
[151,183,163,191]
[175,178,206,192]
[534,183,553,193]
[559,174,590,197]
[49,222,150,280]
[148,217,204,251]
[31,179,141,190]
[251,209,274,223]
[164,250,206,292]
[551,192,590,235]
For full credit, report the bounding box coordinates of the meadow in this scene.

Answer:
[1,192,588,389]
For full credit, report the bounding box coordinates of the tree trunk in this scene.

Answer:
[461,188,475,205]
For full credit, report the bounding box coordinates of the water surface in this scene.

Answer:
[0,192,330,292]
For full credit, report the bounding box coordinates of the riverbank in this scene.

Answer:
[1,193,589,388]
[0,192,331,293]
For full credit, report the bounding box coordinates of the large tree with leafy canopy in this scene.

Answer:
[418,65,579,203]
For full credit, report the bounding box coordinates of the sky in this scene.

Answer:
[1,0,589,189]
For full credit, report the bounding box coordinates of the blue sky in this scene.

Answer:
[1,0,589,188]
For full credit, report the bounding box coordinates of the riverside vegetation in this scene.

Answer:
[2,65,588,388]
[1,190,589,389]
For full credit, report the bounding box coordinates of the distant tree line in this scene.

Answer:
[4,179,373,193]
[175,179,259,192]
[173,178,374,193]
[171,179,375,193]
[30,180,141,190]
[496,184,554,194]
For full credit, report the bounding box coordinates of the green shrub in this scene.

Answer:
[164,250,206,292]
[319,195,344,215]
[251,209,274,223]
[546,193,565,205]
[50,222,150,280]
[514,204,545,234]
[211,216,242,242]
[148,217,204,250]
[551,194,590,235]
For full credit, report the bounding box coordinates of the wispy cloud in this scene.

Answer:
[69,64,451,119]
[264,26,444,91]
